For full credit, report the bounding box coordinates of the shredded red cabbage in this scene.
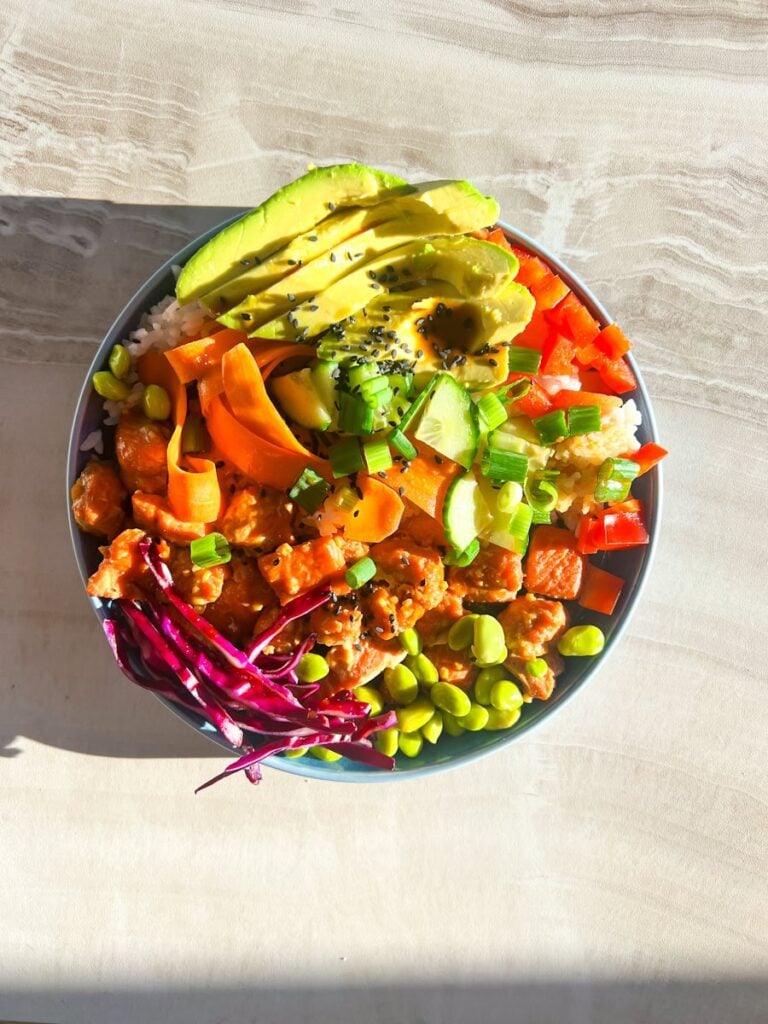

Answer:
[101,539,395,790]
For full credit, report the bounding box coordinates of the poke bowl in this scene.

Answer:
[67,164,664,789]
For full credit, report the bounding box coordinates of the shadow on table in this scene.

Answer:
[1,197,245,761]
[1,977,767,1024]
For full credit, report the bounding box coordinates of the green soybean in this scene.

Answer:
[458,702,490,731]
[355,684,384,716]
[471,615,507,667]
[421,710,443,745]
[490,680,524,712]
[484,706,522,731]
[557,624,606,657]
[398,731,423,758]
[384,664,419,705]
[296,653,330,682]
[442,712,466,737]
[431,681,472,718]
[447,614,478,651]
[396,696,435,733]
[405,653,439,686]
[524,657,548,678]
[474,665,508,705]
[283,747,307,759]
[142,383,172,421]
[108,343,131,380]
[309,746,342,762]
[399,627,422,656]
[92,370,131,402]
[373,727,399,757]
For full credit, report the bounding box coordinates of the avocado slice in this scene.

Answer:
[249,236,520,343]
[216,183,502,332]
[176,163,411,305]
[200,178,499,314]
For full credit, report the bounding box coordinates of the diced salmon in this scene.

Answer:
[505,654,558,701]
[448,543,523,603]
[524,526,585,600]
[498,594,567,661]
[361,537,446,639]
[71,460,126,539]
[115,411,170,494]
[204,553,277,645]
[86,528,167,600]
[397,507,448,548]
[132,492,206,544]
[258,536,368,604]
[426,646,477,689]
[219,485,295,552]
[166,546,225,607]
[323,640,407,696]
[416,590,465,646]
[310,597,364,647]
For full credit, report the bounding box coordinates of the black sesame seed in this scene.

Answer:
[419,578,426,587]
[434,455,444,465]
[308,235,318,242]
[353,509,360,518]
[328,201,336,211]
[309,304,319,311]
[273,558,280,566]
[488,358,498,367]
[330,253,337,262]
[241,313,252,321]
[287,259,297,266]
[287,293,296,302]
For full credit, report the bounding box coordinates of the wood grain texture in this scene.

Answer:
[0,3,766,1023]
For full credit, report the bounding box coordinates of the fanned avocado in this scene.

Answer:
[216,182,502,332]
[250,236,520,343]
[176,163,411,305]
[201,178,499,314]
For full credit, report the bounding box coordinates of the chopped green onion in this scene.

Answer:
[594,457,640,502]
[332,484,359,512]
[288,467,331,514]
[507,347,542,374]
[444,538,480,567]
[389,372,413,398]
[347,362,379,387]
[481,447,528,484]
[359,375,390,406]
[363,439,393,474]
[531,507,552,524]
[477,393,508,432]
[371,386,394,409]
[567,404,602,436]
[497,480,523,513]
[338,391,374,435]
[524,477,558,513]
[329,438,363,478]
[190,532,231,568]
[397,376,438,433]
[507,502,533,555]
[504,378,531,402]
[345,556,377,589]
[388,428,418,461]
[533,409,568,445]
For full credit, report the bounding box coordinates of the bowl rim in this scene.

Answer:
[67,214,663,783]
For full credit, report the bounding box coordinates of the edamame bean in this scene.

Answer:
[447,614,478,651]
[384,664,419,705]
[296,653,330,683]
[405,653,439,686]
[524,657,548,678]
[484,706,522,731]
[471,615,507,667]
[108,343,131,380]
[283,747,307,759]
[92,370,131,402]
[309,746,342,762]
[442,712,466,737]
[181,414,209,454]
[458,702,489,731]
[557,624,606,657]
[399,627,422,656]
[142,383,172,421]
[421,710,443,745]
[396,696,435,734]
[373,727,399,757]
[398,731,423,758]
[431,681,472,718]
[474,665,508,705]
[490,680,524,712]
[355,684,384,716]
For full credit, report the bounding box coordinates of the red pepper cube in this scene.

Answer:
[524,525,585,600]
[594,354,637,395]
[595,323,631,360]
[515,254,551,289]
[578,563,624,615]
[513,310,552,351]
[530,272,570,311]
[512,379,553,418]
[540,334,577,376]
[547,293,601,347]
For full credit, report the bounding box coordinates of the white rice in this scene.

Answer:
[80,429,104,455]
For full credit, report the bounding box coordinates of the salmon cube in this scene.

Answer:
[524,526,585,600]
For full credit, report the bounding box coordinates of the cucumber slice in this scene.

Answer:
[271,368,332,430]
[443,471,492,552]
[413,373,479,469]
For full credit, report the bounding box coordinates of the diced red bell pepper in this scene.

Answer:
[593,354,637,395]
[625,442,668,476]
[595,323,631,360]
[597,499,643,518]
[574,342,601,367]
[540,334,577,376]
[511,379,552,418]
[547,294,601,347]
[484,227,514,252]
[576,507,649,553]
[551,389,621,416]
[578,368,614,394]
[513,310,552,351]
[515,254,551,289]
[530,272,570,311]
[578,563,624,615]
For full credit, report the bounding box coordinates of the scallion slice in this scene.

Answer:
[363,439,393,474]
[444,538,481,567]
[567,404,601,436]
[531,507,553,524]
[594,457,640,502]
[359,374,390,407]
[507,347,542,374]
[481,447,528,484]
[477,393,508,432]
[347,362,379,388]
[345,556,377,589]
[190,532,231,568]
[288,467,331,514]
[533,409,569,445]
[507,502,533,555]
[332,484,360,512]
[329,437,363,478]
[525,477,558,513]
[497,480,523,513]
[388,428,418,461]
[504,378,531,402]
[338,391,374,435]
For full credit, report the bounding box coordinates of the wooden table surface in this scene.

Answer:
[1,2,766,1022]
